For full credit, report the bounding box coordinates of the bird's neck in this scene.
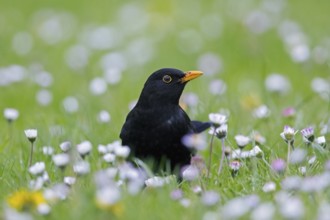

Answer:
[136,90,181,108]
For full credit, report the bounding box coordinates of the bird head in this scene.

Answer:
[137,68,203,106]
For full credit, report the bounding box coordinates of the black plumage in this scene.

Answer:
[120,68,210,171]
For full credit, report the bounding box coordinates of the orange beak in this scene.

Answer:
[180,70,203,83]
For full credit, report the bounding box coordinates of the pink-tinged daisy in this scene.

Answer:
[229,160,241,177]
[301,126,315,143]
[280,125,297,144]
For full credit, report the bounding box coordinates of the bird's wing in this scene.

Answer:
[191,121,211,133]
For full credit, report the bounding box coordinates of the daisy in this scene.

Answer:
[301,126,315,143]
[3,108,19,122]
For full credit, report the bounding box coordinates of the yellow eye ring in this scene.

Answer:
[162,75,172,83]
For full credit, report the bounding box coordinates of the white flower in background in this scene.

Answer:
[245,10,272,34]
[208,79,227,95]
[208,113,228,126]
[94,170,116,189]
[0,64,26,86]
[118,163,142,181]
[281,176,302,191]
[62,96,79,113]
[320,120,330,135]
[208,124,228,139]
[229,161,241,177]
[289,149,307,164]
[89,77,107,96]
[251,202,275,220]
[107,140,122,152]
[271,159,286,173]
[282,107,296,118]
[201,191,220,206]
[28,162,45,175]
[289,43,310,63]
[221,197,251,219]
[262,181,276,192]
[179,198,191,208]
[65,45,89,70]
[30,176,45,190]
[197,53,223,76]
[43,183,70,201]
[42,171,50,183]
[103,153,116,163]
[251,131,266,145]
[103,68,122,85]
[37,203,51,215]
[279,197,305,219]
[3,108,19,122]
[34,71,53,87]
[308,156,317,165]
[84,26,120,51]
[252,105,271,119]
[250,146,263,157]
[77,141,92,158]
[59,141,71,152]
[127,179,145,195]
[42,146,54,155]
[36,89,52,106]
[192,185,203,194]
[145,176,167,188]
[100,52,127,71]
[52,153,70,169]
[97,144,108,154]
[315,136,326,148]
[182,165,199,181]
[265,73,291,94]
[170,189,183,200]
[181,134,207,150]
[64,176,76,186]
[311,77,330,100]
[230,146,263,159]
[24,129,38,143]
[317,202,330,220]
[114,145,130,158]
[301,126,315,143]
[299,166,306,175]
[96,186,121,207]
[235,135,250,148]
[180,93,199,109]
[280,125,297,144]
[98,110,111,123]
[34,11,76,45]
[73,161,90,175]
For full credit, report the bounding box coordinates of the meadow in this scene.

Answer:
[0,0,330,219]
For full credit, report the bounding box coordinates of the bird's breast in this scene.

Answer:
[121,106,193,148]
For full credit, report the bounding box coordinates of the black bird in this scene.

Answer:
[120,68,210,172]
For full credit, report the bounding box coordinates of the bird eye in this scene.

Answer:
[162,75,172,84]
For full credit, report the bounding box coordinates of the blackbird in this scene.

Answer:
[120,68,210,172]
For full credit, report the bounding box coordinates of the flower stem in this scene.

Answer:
[207,131,215,178]
[29,142,34,167]
[217,138,225,175]
[286,141,291,174]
